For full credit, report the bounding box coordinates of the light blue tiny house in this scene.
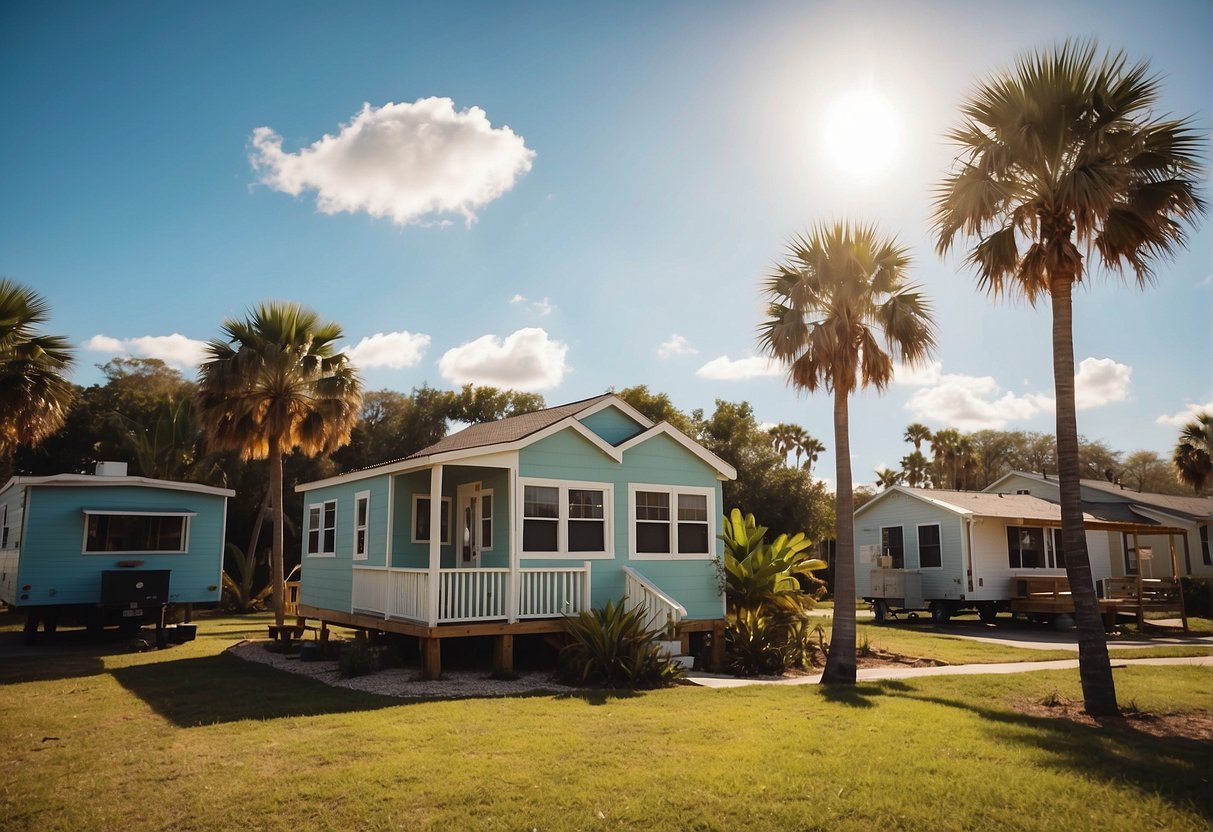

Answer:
[294,394,737,675]
[0,462,233,633]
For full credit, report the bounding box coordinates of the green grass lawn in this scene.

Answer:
[0,611,1209,831]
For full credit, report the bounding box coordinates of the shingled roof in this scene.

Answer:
[1079,478,1213,521]
[404,393,618,460]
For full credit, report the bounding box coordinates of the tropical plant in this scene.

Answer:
[933,40,1206,715]
[759,221,935,685]
[900,450,930,488]
[558,598,681,689]
[903,423,932,453]
[111,397,204,481]
[1173,412,1212,494]
[767,423,798,466]
[929,428,963,489]
[719,508,827,614]
[197,302,363,625]
[220,542,273,613]
[875,468,904,490]
[0,278,75,457]
[798,435,826,477]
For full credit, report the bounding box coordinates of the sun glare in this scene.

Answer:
[819,89,903,179]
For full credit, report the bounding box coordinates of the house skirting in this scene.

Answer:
[296,602,724,679]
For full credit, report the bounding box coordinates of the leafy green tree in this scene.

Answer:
[759,221,935,685]
[197,302,363,625]
[1120,449,1181,494]
[614,385,696,435]
[933,41,1206,715]
[0,278,74,460]
[1173,412,1212,494]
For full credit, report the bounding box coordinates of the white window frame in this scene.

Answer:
[519,477,614,560]
[880,525,905,569]
[1007,525,1060,570]
[353,491,370,561]
[627,484,715,561]
[479,489,494,552]
[916,522,943,569]
[411,495,452,545]
[80,510,194,555]
[306,499,338,558]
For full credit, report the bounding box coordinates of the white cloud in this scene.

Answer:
[509,294,553,316]
[83,333,209,370]
[905,373,1053,430]
[343,331,430,369]
[658,334,698,358]
[1156,401,1213,427]
[893,360,942,387]
[1074,358,1131,410]
[695,355,782,381]
[438,327,568,391]
[250,98,535,227]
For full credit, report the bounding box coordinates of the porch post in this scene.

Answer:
[581,560,592,613]
[1170,533,1188,633]
[506,463,520,623]
[427,465,443,627]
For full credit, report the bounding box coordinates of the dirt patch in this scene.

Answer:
[857,649,946,669]
[1010,695,1213,742]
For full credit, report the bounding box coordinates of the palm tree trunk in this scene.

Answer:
[270,437,286,627]
[1051,278,1118,716]
[822,389,856,684]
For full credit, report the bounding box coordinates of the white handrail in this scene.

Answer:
[621,565,687,633]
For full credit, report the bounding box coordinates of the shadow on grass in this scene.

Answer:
[893,689,1211,821]
[110,652,398,727]
[818,679,912,708]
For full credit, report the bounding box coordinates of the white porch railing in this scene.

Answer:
[622,565,687,634]
[351,563,592,625]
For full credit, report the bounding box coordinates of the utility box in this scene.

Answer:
[868,568,924,609]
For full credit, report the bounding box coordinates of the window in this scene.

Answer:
[521,480,612,557]
[1007,526,1046,569]
[1051,528,1066,569]
[1122,533,1138,575]
[307,500,337,556]
[917,524,941,568]
[629,486,714,559]
[353,492,370,561]
[1201,524,1210,567]
[83,511,190,554]
[412,496,451,545]
[880,526,904,568]
[480,492,493,551]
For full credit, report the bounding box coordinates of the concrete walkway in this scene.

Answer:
[684,655,1213,688]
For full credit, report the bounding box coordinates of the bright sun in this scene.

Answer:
[819,89,903,179]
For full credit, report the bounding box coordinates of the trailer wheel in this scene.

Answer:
[978,604,997,625]
[873,600,888,625]
[930,602,951,627]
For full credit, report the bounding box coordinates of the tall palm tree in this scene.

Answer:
[0,278,75,457]
[800,436,826,478]
[767,423,798,467]
[197,302,363,625]
[900,450,930,488]
[933,41,1206,715]
[929,428,962,489]
[903,422,932,453]
[759,220,935,685]
[1173,412,1212,494]
[786,424,809,468]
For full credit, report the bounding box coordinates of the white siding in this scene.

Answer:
[854,492,965,603]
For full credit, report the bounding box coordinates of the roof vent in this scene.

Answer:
[95,461,128,477]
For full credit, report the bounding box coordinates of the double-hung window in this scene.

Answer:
[353,491,370,561]
[307,500,337,557]
[917,524,941,568]
[412,496,451,545]
[629,486,714,559]
[880,526,904,569]
[521,480,612,558]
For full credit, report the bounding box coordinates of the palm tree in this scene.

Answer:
[767,423,797,466]
[800,436,826,478]
[874,467,904,490]
[197,302,363,625]
[1173,412,1212,494]
[759,220,935,685]
[903,422,932,453]
[899,450,930,488]
[0,279,74,457]
[786,424,809,468]
[933,41,1206,716]
[929,428,962,489]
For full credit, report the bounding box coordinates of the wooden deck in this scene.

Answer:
[1008,576,1187,631]
[295,602,726,679]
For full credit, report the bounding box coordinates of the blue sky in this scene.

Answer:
[2,0,1210,488]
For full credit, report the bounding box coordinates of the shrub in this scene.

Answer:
[338,634,378,678]
[1179,577,1211,619]
[559,599,682,689]
[726,608,825,676]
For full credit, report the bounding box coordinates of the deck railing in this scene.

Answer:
[351,563,592,625]
[621,565,687,634]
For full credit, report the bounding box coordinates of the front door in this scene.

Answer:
[457,483,482,568]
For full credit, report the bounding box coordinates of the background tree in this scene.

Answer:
[0,278,74,463]
[899,450,930,487]
[1119,450,1176,494]
[929,428,962,489]
[934,40,1206,715]
[759,220,935,685]
[613,385,697,436]
[903,422,932,453]
[798,435,826,477]
[1173,412,1212,494]
[767,423,797,466]
[875,467,904,490]
[197,302,363,625]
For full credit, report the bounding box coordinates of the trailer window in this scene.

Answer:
[84,512,190,554]
[1007,526,1046,569]
[880,526,904,568]
[917,524,941,568]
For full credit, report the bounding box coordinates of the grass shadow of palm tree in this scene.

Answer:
[893,690,1210,820]
[818,679,913,708]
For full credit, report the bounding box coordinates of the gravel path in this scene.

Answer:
[228,639,571,700]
